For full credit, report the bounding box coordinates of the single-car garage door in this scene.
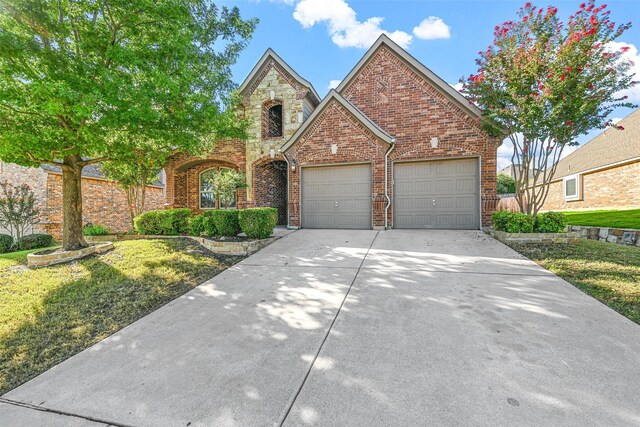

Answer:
[302,164,371,229]
[394,158,479,229]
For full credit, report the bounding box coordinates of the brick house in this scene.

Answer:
[540,108,640,211]
[0,161,165,239]
[165,35,500,229]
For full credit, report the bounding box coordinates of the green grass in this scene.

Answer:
[0,238,240,395]
[0,246,59,264]
[510,239,640,324]
[562,209,640,229]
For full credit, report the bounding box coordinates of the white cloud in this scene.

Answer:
[606,41,640,103]
[611,117,622,124]
[413,17,451,40]
[328,79,342,90]
[449,82,463,92]
[292,0,413,49]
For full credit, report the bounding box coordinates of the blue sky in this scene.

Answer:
[223,0,640,169]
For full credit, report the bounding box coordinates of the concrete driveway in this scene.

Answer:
[2,230,640,426]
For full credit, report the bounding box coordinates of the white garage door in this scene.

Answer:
[393,158,479,229]
[302,164,372,229]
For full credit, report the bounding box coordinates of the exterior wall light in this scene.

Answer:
[291,159,297,173]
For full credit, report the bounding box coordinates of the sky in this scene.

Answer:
[222,0,640,170]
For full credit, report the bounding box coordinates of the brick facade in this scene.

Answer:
[253,159,288,225]
[0,162,164,240]
[541,161,640,211]
[285,42,499,228]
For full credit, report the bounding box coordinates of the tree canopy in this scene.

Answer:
[0,0,256,248]
[463,0,637,215]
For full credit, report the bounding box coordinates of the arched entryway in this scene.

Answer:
[254,160,288,225]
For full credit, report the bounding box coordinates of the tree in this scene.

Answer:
[497,173,516,194]
[0,182,39,241]
[102,152,165,229]
[463,1,637,216]
[200,168,246,209]
[0,0,256,250]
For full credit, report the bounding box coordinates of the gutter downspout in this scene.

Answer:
[384,139,396,230]
[280,150,291,229]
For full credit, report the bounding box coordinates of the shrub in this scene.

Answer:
[16,233,54,251]
[206,210,240,237]
[83,224,110,236]
[0,181,39,242]
[535,211,567,233]
[134,208,192,235]
[239,208,278,239]
[491,211,513,231]
[0,234,13,253]
[497,173,516,194]
[504,213,535,233]
[190,214,206,236]
[492,211,535,233]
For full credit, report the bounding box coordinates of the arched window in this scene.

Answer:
[266,104,283,138]
[199,167,240,210]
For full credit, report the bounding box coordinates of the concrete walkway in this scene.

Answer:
[2,230,640,426]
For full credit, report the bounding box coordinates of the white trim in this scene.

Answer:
[549,156,640,183]
[281,90,394,153]
[563,174,582,202]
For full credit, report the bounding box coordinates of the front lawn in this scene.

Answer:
[510,239,640,324]
[562,209,640,229]
[0,238,240,395]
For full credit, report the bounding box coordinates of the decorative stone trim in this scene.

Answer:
[486,229,579,244]
[567,225,640,246]
[27,242,114,268]
[86,234,280,256]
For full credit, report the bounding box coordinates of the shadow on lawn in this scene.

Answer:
[0,238,238,395]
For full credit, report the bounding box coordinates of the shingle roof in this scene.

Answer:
[551,108,640,180]
[41,163,165,187]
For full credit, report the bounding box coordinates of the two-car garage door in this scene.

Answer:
[393,158,479,229]
[300,158,479,230]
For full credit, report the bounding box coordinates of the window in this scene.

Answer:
[563,174,581,201]
[200,169,217,209]
[266,104,283,138]
[199,167,240,210]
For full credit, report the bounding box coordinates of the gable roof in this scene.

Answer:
[551,108,640,180]
[281,90,395,152]
[238,48,321,105]
[335,34,482,119]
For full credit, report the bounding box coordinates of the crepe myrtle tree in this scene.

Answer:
[463,1,637,216]
[0,0,256,250]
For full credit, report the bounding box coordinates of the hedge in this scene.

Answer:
[134,208,192,235]
[239,208,278,239]
[16,233,54,251]
[0,234,13,253]
[205,210,240,237]
[492,211,567,233]
[83,224,111,236]
[535,211,567,233]
[190,214,206,236]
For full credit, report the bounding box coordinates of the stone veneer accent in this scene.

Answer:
[27,241,114,268]
[487,229,580,244]
[567,225,640,246]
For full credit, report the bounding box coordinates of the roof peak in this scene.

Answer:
[238,48,320,105]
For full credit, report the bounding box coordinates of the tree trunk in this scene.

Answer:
[61,156,88,250]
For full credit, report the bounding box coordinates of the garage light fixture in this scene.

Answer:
[291,159,297,173]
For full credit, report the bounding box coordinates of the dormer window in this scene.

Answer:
[263,100,284,139]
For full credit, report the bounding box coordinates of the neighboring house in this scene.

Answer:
[498,164,540,181]
[165,35,500,230]
[0,161,165,239]
[541,108,640,211]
